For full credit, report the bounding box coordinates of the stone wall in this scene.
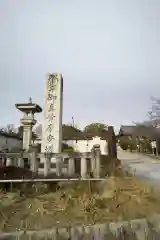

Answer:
[1,215,160,239]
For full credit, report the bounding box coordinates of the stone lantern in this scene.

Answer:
[15,97,42,151]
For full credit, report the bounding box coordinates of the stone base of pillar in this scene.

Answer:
[30,157,38,173]
[18,158,24,168]
[92,145,101,178]
[68,158,75,177]
[56,157,63,176]
[6,158,13,166]
[81,154,87,179]
[91,151,96,177]
[44,156,51,177]
[95,152,101,178]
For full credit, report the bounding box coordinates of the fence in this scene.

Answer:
[0,145,102,180]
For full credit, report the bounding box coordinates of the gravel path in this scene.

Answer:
[117,147,160,187]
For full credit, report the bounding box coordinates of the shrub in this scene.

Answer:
[62,143,74,152]
[119,142,129,150]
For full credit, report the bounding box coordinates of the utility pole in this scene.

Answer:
[72,116,74,127]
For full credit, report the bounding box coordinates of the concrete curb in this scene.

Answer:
[142,153,160,160]
[1,214,160,239]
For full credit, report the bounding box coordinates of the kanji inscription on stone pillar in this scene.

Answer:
[41,73,63,154]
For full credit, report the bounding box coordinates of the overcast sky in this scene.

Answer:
[0,0,159,132]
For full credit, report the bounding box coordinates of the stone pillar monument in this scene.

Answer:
[41,73,63,176]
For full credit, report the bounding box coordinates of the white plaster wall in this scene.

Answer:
[0,135,22,152]
[34,137,108,155]
[63,137,108,155]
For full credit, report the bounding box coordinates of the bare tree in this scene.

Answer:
[148,97,160,127]
[6,124,15,133]
[0,124,18,134]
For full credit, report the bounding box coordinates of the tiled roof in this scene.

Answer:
[119,125,160,140]
[119,125,136,135]
[35,124,115,140]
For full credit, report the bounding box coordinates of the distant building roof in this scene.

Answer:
[35,124,115,141]
[119,125,160,140]
[0,131,22,140]
[119,125,136,136]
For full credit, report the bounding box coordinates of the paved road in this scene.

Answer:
[117,147,160,187]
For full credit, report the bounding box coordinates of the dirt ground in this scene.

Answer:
[1,169,160,232]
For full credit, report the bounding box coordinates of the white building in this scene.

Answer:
[0,131,22,152]
[34,136,108,155]
[34,124,110,155]
[0,127,109,155]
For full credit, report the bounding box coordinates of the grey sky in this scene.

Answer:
[0,0,159,132]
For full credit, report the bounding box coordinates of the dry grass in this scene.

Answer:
[0,169,160,232]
